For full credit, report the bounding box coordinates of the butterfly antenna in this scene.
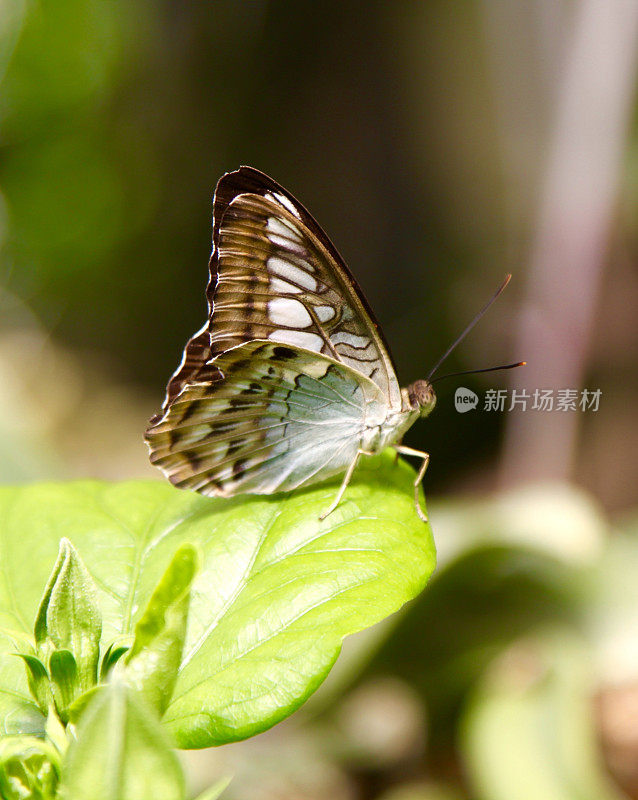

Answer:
[426,274,512,382]
[432,361,526,383]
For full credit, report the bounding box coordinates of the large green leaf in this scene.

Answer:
[0,450,435,747]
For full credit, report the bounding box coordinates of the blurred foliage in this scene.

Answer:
[461,632,625,800]
[367,544,581,743]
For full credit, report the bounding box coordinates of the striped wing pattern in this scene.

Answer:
[146,341,387,495]
[146,167,401,497]
[209,190,400,406]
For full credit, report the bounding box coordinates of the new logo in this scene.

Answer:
[454,387,478,413]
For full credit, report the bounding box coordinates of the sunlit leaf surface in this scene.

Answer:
[0,450,435,747]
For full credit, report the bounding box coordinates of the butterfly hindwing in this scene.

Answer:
[146,340,387,496]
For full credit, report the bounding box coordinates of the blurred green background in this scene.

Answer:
[1,2,638,799]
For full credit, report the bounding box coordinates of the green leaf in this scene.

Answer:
[34,539,66,651]
[61,680,185,800]
[0,452,435,747]
[100,641,130,680]
[35,538,102,694]
[0,734,61,800]
[45,706,68,757]
[14,653,52,713]
[65,686,101,724]
[122,543,198,715]
[49,649,78,715]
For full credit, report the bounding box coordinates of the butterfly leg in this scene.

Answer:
[319,449,375,521]
[392,445,430,523]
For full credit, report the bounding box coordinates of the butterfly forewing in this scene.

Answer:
[210,187,400,406]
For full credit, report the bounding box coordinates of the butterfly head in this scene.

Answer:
[406,379,437,418]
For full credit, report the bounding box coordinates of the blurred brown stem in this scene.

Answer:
[499,0,638,485]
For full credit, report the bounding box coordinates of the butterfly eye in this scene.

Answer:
[407,380,436,416]
[419,389,436,418]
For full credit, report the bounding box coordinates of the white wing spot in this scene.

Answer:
[270,276,302,294]
[332,332,371,349]
[315,305,336,323]
[268,233,298,249]
[273,192,301,218]
[268,297,313,328]
[297,257,316,273]
[268,257,317,291]
[266,216,299,241]
[268,329,324,351]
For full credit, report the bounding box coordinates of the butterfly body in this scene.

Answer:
[146,167,434,520]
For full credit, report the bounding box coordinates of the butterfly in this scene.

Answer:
[145,167,440,522]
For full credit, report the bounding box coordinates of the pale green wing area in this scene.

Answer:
[147,340,389,498]
[0,452,435,748]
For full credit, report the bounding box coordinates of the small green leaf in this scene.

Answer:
[34,542,66,651]
[61,680,186,800]
[14,653,53,713]
[36,538,102,694]
[65,686,101,724]
[0,734,61,800]
[126,543,198,661]
[49,649,78,715]
[100,641,130,680]
[123,543,198,715]
[45,706,68,757]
